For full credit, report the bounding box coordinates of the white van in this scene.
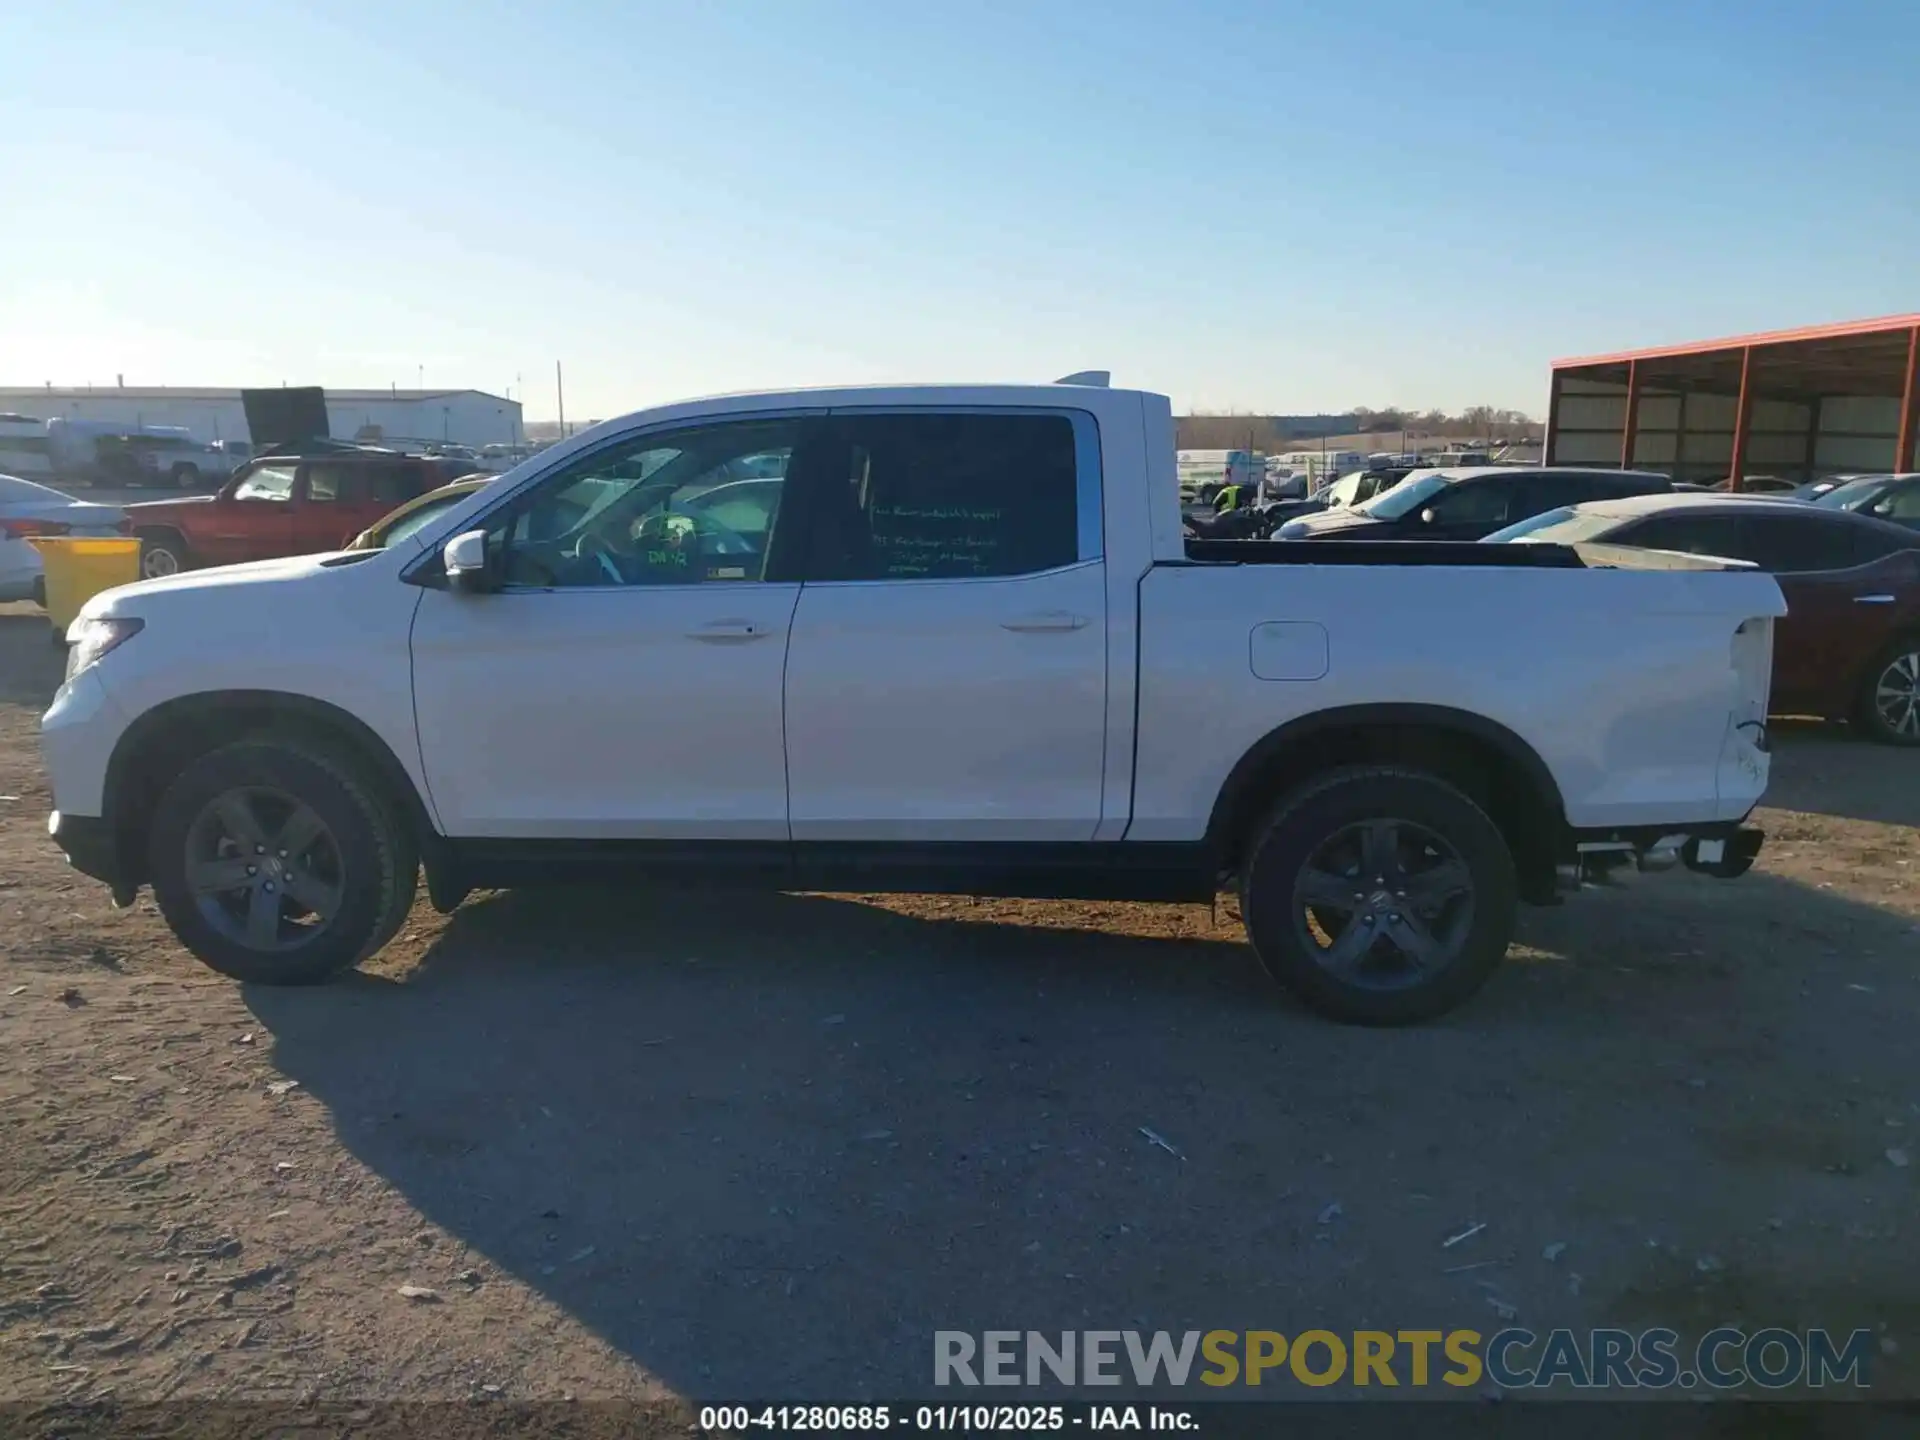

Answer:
[1175,449,1264,504]
[1272,450,1366,492]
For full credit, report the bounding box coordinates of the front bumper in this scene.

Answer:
[48,810,134,903]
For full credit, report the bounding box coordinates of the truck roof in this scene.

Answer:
[590,381,1152,430]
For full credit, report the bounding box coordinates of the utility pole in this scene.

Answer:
[555,361,566,439]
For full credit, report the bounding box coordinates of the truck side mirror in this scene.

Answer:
[443,530,494,593]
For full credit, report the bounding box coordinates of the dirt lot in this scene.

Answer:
[2,603,1916,1411]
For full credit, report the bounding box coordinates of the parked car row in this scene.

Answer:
[123,444,480,578]
[1246,463,1920,746]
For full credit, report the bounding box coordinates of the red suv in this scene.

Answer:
[125,448,468,579]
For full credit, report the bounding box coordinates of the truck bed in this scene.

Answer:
[1182,538,1585,567]
[1180,539,1753,572]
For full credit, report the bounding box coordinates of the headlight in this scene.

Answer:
[65,616,144,679]
[1278,522,1307,539]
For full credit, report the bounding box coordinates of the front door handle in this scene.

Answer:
[687,620,772,641]
[1853,594,1896,604]
[1001,611,1091,633]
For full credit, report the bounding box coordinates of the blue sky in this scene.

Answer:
[3,0,1915,420]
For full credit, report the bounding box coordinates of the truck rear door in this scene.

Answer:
[781,409,1108,842]
[296,460,425,551]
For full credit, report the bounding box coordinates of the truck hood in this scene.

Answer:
[123,495,218,516]
[1281,508,1385,538]
[80,550,374,619]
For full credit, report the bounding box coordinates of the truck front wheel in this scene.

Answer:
[138,531,189,579]
[147,739,418,985]
[1240,765,1516,1025]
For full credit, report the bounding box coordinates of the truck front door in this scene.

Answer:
[197,462,298,564]
[409,414,813,840]
[781,409,1109,842]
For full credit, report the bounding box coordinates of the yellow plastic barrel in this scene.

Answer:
[27,537,143,639]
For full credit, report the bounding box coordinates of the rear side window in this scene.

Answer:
[1735,513,1865,573]
[303,463,361,503]
[1866,481,1920,522]
[807,413,1083,581]
[1847,521,1919,565]
[1526,474,1597,512]
[368,464,422,506]
[1618,513,1747,558]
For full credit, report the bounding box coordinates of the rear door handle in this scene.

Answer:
[687,620,772,641]
[1001,611,1091,633]
[1853,594,1896,604]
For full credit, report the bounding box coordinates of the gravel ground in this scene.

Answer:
[1,602,1916,1414]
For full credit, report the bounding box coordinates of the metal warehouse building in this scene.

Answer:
[1544,313,1920,488]
[0,386,523,450]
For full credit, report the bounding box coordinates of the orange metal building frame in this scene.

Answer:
[1546,313,1920,490]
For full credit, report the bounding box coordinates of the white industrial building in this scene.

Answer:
[0,386,523,450]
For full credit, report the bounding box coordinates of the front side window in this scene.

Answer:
[806,413,1080,581]
[233,464,297,502]
[484,419,799,588]
[1426,478,1511,526]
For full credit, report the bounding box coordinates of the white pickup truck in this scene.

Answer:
[41,378,1784,1024]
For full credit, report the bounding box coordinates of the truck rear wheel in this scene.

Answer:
[147,739,417,985]
[1856,636,1920,746]
[138,532,189,579]
[1239,765,1516,1025]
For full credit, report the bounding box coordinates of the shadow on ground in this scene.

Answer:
[1763,720,1920,827]
[247,865,1920,1400]
[0,611,66,706]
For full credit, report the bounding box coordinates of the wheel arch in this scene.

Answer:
[1204,703,1569,903]
[103,690,439,889]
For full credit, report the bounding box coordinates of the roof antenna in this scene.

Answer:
[1054,370,1110,387]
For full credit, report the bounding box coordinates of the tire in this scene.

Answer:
[147,739,417,985]
[138,532,189,579]
[1239,765,1517,1026]
[1856,636,1920,746]
[170,463,203,490]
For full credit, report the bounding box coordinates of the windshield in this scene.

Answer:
[1482,507,1624,545]
[379,494,469,548]
[0,474,68,503]
[1356,471,1448,519]
[1813,478,1891,510]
